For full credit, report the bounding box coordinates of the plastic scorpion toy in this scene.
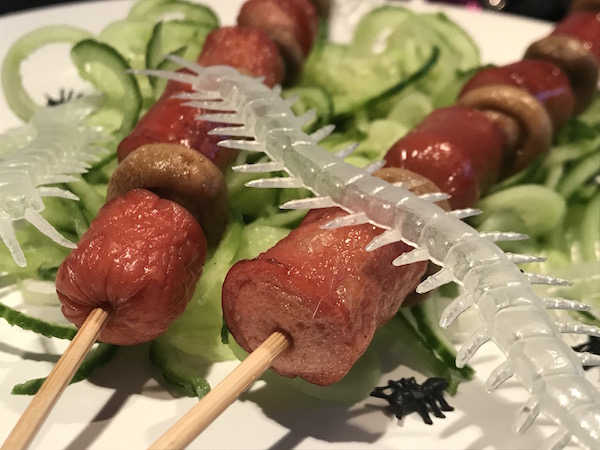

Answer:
[141,57,600,449]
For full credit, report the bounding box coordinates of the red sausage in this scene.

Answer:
[384,106,505,209]
[237,0,318,83]
[196,26,285,86]
[118,27,285,166]
[552,11,600,62]
[117,76,236,169]
[459,60,575,131]
[56,189,207,346]
[237,0,318,57]
[222,207,426,386]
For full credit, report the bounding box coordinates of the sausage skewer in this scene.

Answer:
[2,1,320,448]
[150,331,290,450]
[0,309,109,450]
[149,3,599,449]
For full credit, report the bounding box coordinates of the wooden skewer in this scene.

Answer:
[1,307,110,450]
[149,331,291,450]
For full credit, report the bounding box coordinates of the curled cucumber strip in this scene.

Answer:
[475,184,566,237]
[1,25,93,121]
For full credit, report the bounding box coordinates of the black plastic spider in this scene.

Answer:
[370,376,454,425]
[45,88,81,107]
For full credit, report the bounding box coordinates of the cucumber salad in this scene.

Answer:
[0,0,598,447]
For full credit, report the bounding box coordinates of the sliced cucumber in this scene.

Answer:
[70,39,142,137]
[149,338,211,398]
[142,1,219,27]
[0,301,76,339]
[1,25,92,120]
[474,184,566,237]
[12,344,117,395]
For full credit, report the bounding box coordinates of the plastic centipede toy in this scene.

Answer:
[142,57,600,449]
[0,97,109,267]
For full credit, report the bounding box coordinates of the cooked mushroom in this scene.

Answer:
[525,35,599,114]
[107,143,229,247]
[458,84,553,177]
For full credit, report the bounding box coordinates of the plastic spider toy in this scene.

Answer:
[370,377,454,425]
[45,88,81,107]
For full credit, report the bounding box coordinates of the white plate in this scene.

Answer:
[0,1,596,449]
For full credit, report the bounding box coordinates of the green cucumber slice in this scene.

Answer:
[70,39,142,137]
[1,25,92,120]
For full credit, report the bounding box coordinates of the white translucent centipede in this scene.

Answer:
[144,57,600,449]
[0,97,108,267]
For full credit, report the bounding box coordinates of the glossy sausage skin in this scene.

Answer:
[460,60,575,131]
[118,27,284,167]
[223,207,426,386]
[552,11,600,62]
[56,189,207,346]
[384,106,505,209]
[237,0,318,83]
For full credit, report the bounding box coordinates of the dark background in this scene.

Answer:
[0,0,573,21]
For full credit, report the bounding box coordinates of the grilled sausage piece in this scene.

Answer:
[384,106,505,209]
[117,27,285,167]
[223,169,436,386]
[56,189,207,346]
[237,0,318,83]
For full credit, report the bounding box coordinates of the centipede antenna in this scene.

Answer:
[322,211,369,229]
[506,253,546,264]
[485,361,514,391]
[439,294,474,327]
[24,209,76,249]
[334,142,359,159]
[282,96,299,109]
[541,297,590,311]
[218,139,265,152]
[456,326,491,367]
[37,174,79,185]
[392,248,430,267]
[310,124,335,142]
[479,231,529,242]
[246,177,304,189]
[173,91,223,101]
[418,192,451,203]
[365,229,404,252]
[208,125,253,137]
[183,100,233,111]
[447,208,481,219]
[513,395,540,434]
[556,322,600,336]
[364,160,387,174]
[279,196,337,210]
[578,352,600,367]
[416,268,455,293]
[298,109,316,127]
[0,214,25,267]
[232,161,285,173]
[37,187,79,200]
[540,428,570,450]
[524,272,571,286]
[197,112,244,124]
